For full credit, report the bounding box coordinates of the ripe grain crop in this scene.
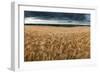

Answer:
[24,25,90,61]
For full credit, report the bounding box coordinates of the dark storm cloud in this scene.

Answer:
[24,11,90,23]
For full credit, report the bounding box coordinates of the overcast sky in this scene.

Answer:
[24,11,90,25]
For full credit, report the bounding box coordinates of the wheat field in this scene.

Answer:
[24,25,90,61]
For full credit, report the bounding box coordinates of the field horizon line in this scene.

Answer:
[24,24,90,27]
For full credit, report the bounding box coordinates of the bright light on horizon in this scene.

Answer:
[24,17,90,25]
